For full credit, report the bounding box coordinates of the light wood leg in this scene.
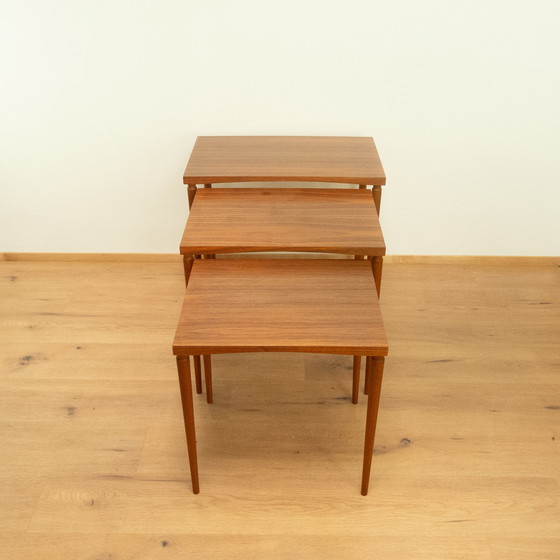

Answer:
[361,356,385,496]
[203,355,213,404]
[176,356,200,494]
[352,356,361,404]
[372,185,382,215]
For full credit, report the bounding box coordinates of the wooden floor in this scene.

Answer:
[1,259,559,559]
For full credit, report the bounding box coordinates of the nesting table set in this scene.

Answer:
[172,136,389,495]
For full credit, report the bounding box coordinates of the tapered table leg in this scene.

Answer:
[354,185,368,262]
[203,184,216,260]
[182,255,194,288]
[363,352,372,394]
[371,256,383,297]
[352,188,368,401]
[203,355,213,404]
[193,356,203,394]
[352,356,361,404]
[176,356,199,494]
[361,356,385,496]
[372,185,382,215]
[181,256,202,394]
[187,184,197,208]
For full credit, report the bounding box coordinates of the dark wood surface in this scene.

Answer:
[183,136,386,185]
[176,357,199,494]
[173,259,388,356]
[361,356,385,495]
[180,188,386,256]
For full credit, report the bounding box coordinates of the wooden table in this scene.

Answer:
[180,187,385,258]
[173,258,388,495]
[180,187,386,404]
[183,136,386,213]
[181,138,387,407]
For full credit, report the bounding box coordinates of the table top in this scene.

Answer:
[183,136,386,185]
[180,188,385,256]
[173,259,388,356]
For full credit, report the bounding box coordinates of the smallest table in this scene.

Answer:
[183,136,386,213]
[172,258,389,495]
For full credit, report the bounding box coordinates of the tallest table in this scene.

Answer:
[183,136,386,213]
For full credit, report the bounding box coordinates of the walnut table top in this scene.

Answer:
[183,136,386,185]
[180,188,385,256]
[173,259,388,357]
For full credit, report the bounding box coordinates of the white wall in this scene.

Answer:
[1,0,559,256]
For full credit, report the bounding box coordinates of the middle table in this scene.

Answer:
[180,187,385,274]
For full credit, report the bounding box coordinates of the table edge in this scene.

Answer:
[173,345,389,356]
[183,176,386,185]
[179,247,386,256]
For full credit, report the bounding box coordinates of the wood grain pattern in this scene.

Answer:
[180,188,385,256]
[183,136,386,185]
[1,260,559,559]
[173,259,388,356]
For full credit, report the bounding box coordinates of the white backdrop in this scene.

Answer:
[1,0,559,255]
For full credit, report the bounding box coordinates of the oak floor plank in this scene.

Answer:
[1,260,559,559]
[487,537,560,560]
[26,474,558,537]
[0,533,493,560]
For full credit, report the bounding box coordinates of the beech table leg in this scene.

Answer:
[176,356,199,494]
[203,355,213,404]
[352,356,361,404]
[361,356,385,496]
